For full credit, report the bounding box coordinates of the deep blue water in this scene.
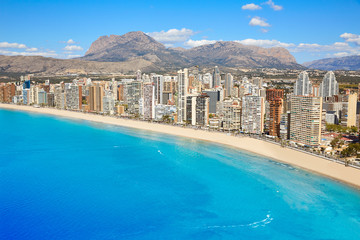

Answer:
[0,109,360,240]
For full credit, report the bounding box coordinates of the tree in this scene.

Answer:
[162,115,171,123]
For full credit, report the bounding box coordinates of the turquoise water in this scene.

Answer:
[1,109,360,240]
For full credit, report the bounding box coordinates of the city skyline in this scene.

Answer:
[1,0,360,63]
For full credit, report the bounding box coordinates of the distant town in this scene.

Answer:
[1,67,360,166]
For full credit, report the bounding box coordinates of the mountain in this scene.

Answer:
[81,31,302,70]
[303,55,360,71]
[0,55,156,75]
[0,31,304,75]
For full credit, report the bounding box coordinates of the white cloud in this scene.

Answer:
[236,39,295,48]
[0,42,27,49]
[67,54,81,58]
[333,52,352,57]
[242,3,262,10]
[25,48,38,52]
[263,0,283,11]
[67,39,76,44]
[63,45,83,51]
[0,49,58,57]
[184,39,217,48]
[147,28,195,43]
[340,33,360,45]
[261,28,269,33]
[249,17,270,27]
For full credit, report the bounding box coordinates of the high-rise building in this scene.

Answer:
[143,83,155,119]
[186,94,209,126]
[290,96,323,146]
[320,71,339,97]
[266,89,284,102]
[203,90,220,114]
[38,90,47,105]
[177,68,189,123]
[294,71,312,96]
[212,66,221,88]
[340,93,358,127]
[65,84,82,110]
[224,73,233,97]
[126,81,142,114]
[268,98,283,137]
[266,89,284,137]
[242,95,265,134]
[219,99,241,131]
[89,84,104,112]
[152,75,164,105]
[103,91,115,114]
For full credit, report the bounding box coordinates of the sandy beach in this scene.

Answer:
[1,103,360,189]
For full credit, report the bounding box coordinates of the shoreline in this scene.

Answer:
[1,103,360,189]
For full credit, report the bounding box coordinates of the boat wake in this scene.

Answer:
[202,212,273,230]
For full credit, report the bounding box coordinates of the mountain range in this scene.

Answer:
[1,31,304,75]
[303,55,360,71]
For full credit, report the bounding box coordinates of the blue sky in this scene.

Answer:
[1,0,360,63]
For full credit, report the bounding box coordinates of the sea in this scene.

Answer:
[1,109,360,240]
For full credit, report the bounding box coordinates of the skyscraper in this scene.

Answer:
[185,94,209,126]
[143,82,155,120]
[177,68,189,123]
[212,66,221,88]
[242,95,265,134]
[224,73,233,97]
[319,71,339,97]
[290,96,323,146]
[294,71,312,96]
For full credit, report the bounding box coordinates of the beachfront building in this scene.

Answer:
[242,95,265,134]
[126,81,142,114]
[185,94,209,126]
[294,71,312,96]
[290,96,323,146]
[89,84,104,112]
[219,99,241,131]
[103,91,115,115]
[203,90,220,114]
[266,89,284,137]
[320,71,339,97]
[162,76,177,105]
[65,84,82,110]
[38,90,47,105]
[0,83,16,103]
[143,82,155,120]
[177,68,189,123]
[152,74,164,105]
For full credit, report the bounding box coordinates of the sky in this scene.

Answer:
[0,0,360,63]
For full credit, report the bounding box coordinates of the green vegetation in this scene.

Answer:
[161,115,172,123]
[326,124,358,133]
[330,135,344,148]
[341,143,360,158]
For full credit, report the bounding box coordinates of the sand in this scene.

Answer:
[1,103,360,189]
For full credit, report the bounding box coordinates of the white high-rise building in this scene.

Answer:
[177,68,189,123]
[320,71,339,97]
[290,96,323,146]
[152,74,164,105]
[294,71,312,96]
[224,73,233,97]
[242,95,265,134]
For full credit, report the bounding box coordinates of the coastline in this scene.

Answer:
[1,103,360,189]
